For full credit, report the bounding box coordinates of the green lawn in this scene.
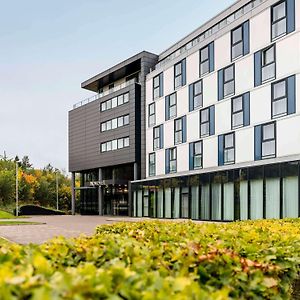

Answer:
[0,221,42,226]
[0,210,16,219]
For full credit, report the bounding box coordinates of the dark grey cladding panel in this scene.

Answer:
[69,83,140,172]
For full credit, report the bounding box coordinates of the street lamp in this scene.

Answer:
[15,160,19,217]
[55,169,59,211]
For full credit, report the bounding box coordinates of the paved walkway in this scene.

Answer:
[0,215,144,245]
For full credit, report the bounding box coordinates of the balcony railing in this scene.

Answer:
[73,78,138,109]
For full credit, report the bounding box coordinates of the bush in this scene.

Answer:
[16,204,66,216]
[1,220,300,299]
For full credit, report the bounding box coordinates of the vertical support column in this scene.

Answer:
[98,168,103,216]
[134,162,138,181]
[71,172,76,215]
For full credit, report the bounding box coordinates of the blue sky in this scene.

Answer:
[0,0,234,171]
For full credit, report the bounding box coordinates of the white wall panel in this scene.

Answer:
[164,68,174,96]
[215,32,231,70]
[203,137,218,168]
[177,87,189,117]
[164,121,174,149]
[203,72,217,107]
[146,79,153,105]
[215,100,231,135]
[186,51,199,84]
[250,86,271,125]
[235,127,254,164]
[187,112,200,142]
[156,98,165,125]
[156,150,165,176]
[177,144,189,173]
[235,55,254,95]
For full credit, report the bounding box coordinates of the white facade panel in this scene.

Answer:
[276,33,300,79]
[214,32,231,70]
[215,100,231,135]
[177,87,189,117]
[235,55,254,95]
[155,150,165,176]
[250,9,270,52]
[203,72,218,107]
[164,121,174,149]
[235,127,254,164]
[186,51,199,84]
[187,112,200,141]
[177,144,189,173]
[277,115,300,157]
[164,68,174,96]
[250,86,271,125]
[203,137,218,168]
[156,98,165,125]
[146,80,153,105]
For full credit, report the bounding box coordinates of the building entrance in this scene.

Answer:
[103,185,129,216]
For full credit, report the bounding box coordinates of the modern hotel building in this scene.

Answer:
[70,0,300,220]
[131,0,300,220]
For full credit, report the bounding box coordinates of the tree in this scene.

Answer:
[20,156,32,170]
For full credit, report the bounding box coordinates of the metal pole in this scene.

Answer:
[56,171,59,211]
[16,162,18,217]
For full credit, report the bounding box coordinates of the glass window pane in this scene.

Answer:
[200,61,209,75]
[211,183,222,220]
[149,103,155,114]
[101,123,106,132]
[250,179,263,220]
[272,19,286,39]
[123,93,129,103]
[262,140,275,157]
[194,156,202,168]
[169,106,176,118]
[173,188,180,218]
[124,115,129,125]
[153,87,160,99]
[175,76,182,88]
[175,63,182,75]
[262,63,275,82]
[170,94,176,105]
[106,100,112,110]
[118,117,124,127]
[106,120,112,130]
[154,76,159,87]
[101,102,106,111]
[224,81,234,96]
[233,111,244,128]
[165,188,172,218]
[175,119,182,131]
[112,97,118,108]
[124,137,129,147]
[232,42,243,59]
[232,26,242,44]
[240,181,248,220]
[191,186,199,220]
[225,134,234,147]
[201,123,209,136]
[223,182,234,221]
[283,176,299,218]
[194,81,202,95]
[224,149,235,163]
[101,143,106,152]
[118,138,124,149]
[201,47,209,61]
[157,190,164,218]
[181,193,189,218]
[224,66,234,80]
[107,141,112,151]
[194,142,202,154]
[112,139,117,150]
[273,80,286,99]
[194,95,202,108]
[273,2,286,21]
[112,119,117,129]
[264,47,274,64]
[263,124,275,139]
[201,109,209,122]
[265,178,280,219]
[201,184,210,220]
[273,98,287,116]
[117,95,123,106]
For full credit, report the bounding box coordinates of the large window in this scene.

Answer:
[224,133,235,165]
[174,117,186,145]
[232,92,250,129]
[169,148,177,173]
[272,78,287,118]
[189,80,203,111]
[231,25,243,60]
[200,107,215,137]
[100,92,129,112]
[262,123,276,159]
[149,153,156,177]
[100,137,129,153]
[165,93,177,120]
[174,59,186,89]
[100,114,129,132]
[153,126,161,150]
[262,45,276,83]
[218,65,235,100]
[153,73,163,99]
[148,103,156,127]
[199,42,214,76]
[189,141,203,170]
[271,1,287,40]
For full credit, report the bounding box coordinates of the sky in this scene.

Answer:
[0,0,235,171]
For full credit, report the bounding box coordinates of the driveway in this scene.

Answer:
[0,215,143,245]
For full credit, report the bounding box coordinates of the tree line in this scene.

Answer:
[0,154,75,212]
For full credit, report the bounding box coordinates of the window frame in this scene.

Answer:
[223,132,235,165]
[231,24,244,61]
[261,45,276,83]
[223,64,235,98]
[193,80,203,109]
[271,0,287,41]
[231,95,244,129]
[149,153,156,177]
[271,78,288,119]
[174,117,183,145]
[174,61,183,89]
[199,44,210,76]
[193,141,203,170]
[153,126,161,150]
[100,136,130,153]
[200,107,210,138]
[168,93,177,119]
[100,92,129,112]
[148,103,156,127]
[153,74,161,99]
[100,114,130,132]
[169,147,177,173]
[261,122,276,159]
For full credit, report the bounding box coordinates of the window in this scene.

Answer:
[174,59,186,89]
[231,92,250,129]
[148,103,155,127]
[223,65,235,98]
[232,25,243,60]
[100,114,129,132]
[166,93,177,120]
[100,137,130,153]
[200,108,210,137]
[200,45,209,75]
[174,118,183,144]
[100,92,129,112]
[262,123,276,159]
[149,153,156,177]
[199,42,214,76]
[153,73,163,99]
[189,141,202,170]
[224,133,235,164]
[262,45,276,83]
[153,125,163,150]
[169,148,177,173]
[189,80,203,111]
[272,79,287,118]
[272,1,287,40]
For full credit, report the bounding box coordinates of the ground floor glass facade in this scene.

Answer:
[132,161,300,221]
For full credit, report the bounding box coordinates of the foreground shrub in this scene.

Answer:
[1,220,300,299]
